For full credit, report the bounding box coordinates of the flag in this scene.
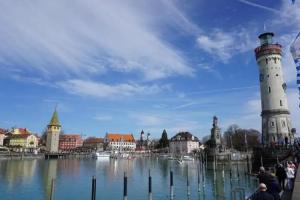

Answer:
[290,32,300,107]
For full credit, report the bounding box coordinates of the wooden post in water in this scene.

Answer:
[148,170,152,200]
[170,170,174,200]
[187,168,190,197]
[205,153,208,168]
[246,155,250,174]
[50,178,55,200]
[123,172,128,200]
[260,155,263,167]
[237,160,240,179]
[197,164,201,192]
[91,176,96,200]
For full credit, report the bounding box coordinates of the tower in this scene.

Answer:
[46,109,61,152]
[255,32,294,145]
[210,116,221,147]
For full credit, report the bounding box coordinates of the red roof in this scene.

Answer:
[106,133,135,142]
[84,137,103,144]
[0,128,7,135]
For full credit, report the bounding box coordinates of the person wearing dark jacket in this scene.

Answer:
[276,164,286,190]
[253,183,274,200]
[267,177,281,200]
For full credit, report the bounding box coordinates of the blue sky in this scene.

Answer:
[0,0,299,139]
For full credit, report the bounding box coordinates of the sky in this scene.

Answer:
[0,0,299,140]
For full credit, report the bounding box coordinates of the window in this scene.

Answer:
[282,121,286,128]
[268,87,271,93]
[266,59,268,64]
[280,100,283,106]
[276,74,279,77]
[274,58,277,64]
[271,121,275,127]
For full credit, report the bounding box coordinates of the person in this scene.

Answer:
[253,183,274,200]
[297,150,300,165]
[267,177,281,200]
[257,167,273,188]
[276,164,286,190]
[286,162,295,190]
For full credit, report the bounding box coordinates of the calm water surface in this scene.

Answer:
[0,158,258,200]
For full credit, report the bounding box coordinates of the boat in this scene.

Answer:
[182,155,194,161]
[93,152,110,159]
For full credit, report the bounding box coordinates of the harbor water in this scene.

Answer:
[0,157,258,200]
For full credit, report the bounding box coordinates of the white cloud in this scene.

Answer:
[93,116,112,121]
[58,79,169,98]
[196,28,255,62]
[0,0,194,80]
[132,114,165,126]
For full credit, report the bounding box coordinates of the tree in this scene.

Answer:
[158,129,169,148]
[223,124,260,151]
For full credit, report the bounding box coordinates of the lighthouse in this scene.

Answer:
[255,32,294,145]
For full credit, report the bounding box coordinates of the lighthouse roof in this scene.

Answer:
[48,110,61,127]
[258,32,274,39]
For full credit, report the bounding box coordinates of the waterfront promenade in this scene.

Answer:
[292,167,300,200]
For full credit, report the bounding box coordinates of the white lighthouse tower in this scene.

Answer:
[255,32,294,145]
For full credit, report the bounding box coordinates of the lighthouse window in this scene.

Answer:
[282,121,286,128]
[271,122,275,127]
[268,87,271,93]
[280,100,283,106]
[274,58,277,64]
[266,59,268,64]
[276,74,279,77]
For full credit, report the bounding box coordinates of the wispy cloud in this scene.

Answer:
[58,79,170,98]
[0,0,194,81]
[93,116,112,121]
[196,28,255,62]
[238,0,280,13]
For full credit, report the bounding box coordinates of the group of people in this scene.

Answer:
[252,161,297,200]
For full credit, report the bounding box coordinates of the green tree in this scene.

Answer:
[159,129,169,148]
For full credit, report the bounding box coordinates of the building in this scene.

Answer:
[104,133,136,151]
[210,116,221,147]
[46,109,61,152]
[0,128,8,146]
[169,132,199,154]
[8,134,38,149]
[10,128,31,135]
[0,133,5,146]
[83,137,104,151]
[59,134,83,151]
[255,32,294,145]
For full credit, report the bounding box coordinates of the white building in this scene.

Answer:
[104,133,136,151]
[0,133,5,146]
[170,132,200,154]
[255,32,294,145]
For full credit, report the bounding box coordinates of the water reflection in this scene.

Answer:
[41,160,58,200]
[0,159,37,189]
[0,158,257,200]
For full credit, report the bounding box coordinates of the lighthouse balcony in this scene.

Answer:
[255,44,282,59]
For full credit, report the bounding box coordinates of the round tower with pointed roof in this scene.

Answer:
[46,109,61,152]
